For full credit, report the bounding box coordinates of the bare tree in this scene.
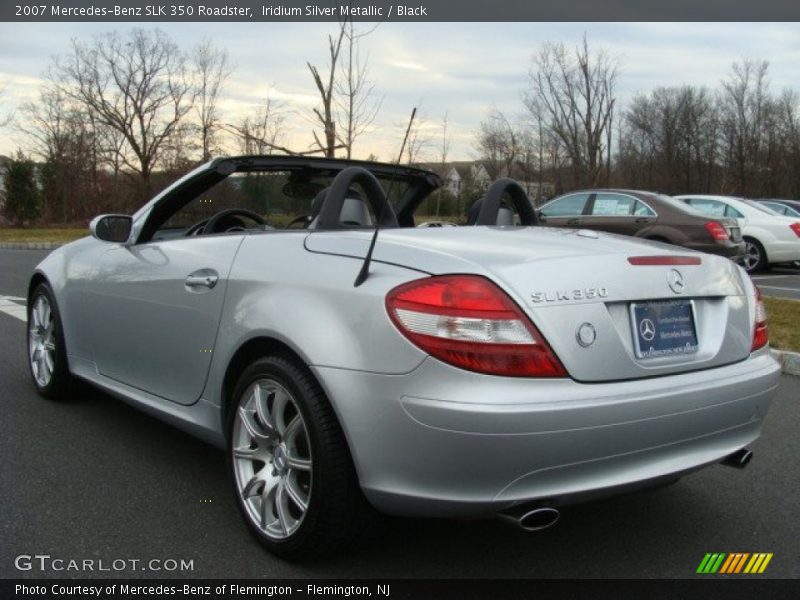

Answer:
[52,28,195,195]
[193,39,233,161]
[227,96,288,155]
[0,83,13,127]
[405,110,430,165]
[335,21,383,159]
[525,35,618,188]
[718,59,772,195]
[20,85,99,222]
[474,109,519,179]
[307,24,347,157]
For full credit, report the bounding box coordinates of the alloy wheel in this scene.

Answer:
[743,241,761,272]
[29,294,56,387]
[231,378,313,540]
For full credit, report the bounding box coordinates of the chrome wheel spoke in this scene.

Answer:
[43,352,54,377]
[242,475,264,498]
[274,482,292,534]
[233,445,259,460]
[260,484,276,529]
[252,384,277,437]
[285,453,311,472]
[284,476,309,511]
[271,387,289,435]
[238,406,273,445]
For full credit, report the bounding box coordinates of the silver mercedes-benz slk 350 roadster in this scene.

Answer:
[27,156,780,559]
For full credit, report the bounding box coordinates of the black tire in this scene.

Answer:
[27,282,74,400]
[227,354,380,560]
[743,237,768,273]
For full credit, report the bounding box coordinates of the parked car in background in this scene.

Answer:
[675,195,800,272]
[537,189,744,260]
[756,199,800,218]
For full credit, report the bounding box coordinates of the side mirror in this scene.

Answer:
[90,214,133,244]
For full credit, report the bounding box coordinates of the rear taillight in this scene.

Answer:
[751,285,768,352]
[705,221,730,242]
[790,223,800,238]
[386,275,566,377]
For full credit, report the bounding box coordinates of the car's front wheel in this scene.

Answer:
[227,355,378,560]
[27,282,73,400]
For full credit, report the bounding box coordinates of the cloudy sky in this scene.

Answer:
[0,22,798,160]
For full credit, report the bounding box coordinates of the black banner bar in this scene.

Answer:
[2,0,800,22]
[3,579,800,600]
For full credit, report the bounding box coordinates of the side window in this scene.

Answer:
[724,205,744,219]
[539,193,590,217]
[688,199,726,217]
[590,193,636,216]
[633,200,656,216]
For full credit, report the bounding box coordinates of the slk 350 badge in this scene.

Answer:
[531,287,609,303]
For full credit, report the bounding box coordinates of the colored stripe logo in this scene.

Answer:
[697,553,773,574]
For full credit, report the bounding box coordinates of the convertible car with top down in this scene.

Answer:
[26,155,780,559]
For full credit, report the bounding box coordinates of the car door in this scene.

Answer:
[86,234,244,406]
[581,192,655,236]
[537,192,592,228]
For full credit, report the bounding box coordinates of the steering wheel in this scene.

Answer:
[314,167,397,230]
[474,178,538,226]
[185,208,267,236]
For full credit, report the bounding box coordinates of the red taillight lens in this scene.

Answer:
[789,222,800,238]
[751,285,769,352]
[386,275,567,377]
[705,221,730,242]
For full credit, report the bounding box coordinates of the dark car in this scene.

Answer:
[537,189,745,259]
[756,199,800,218]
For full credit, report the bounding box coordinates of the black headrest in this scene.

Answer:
[467,198,515,226]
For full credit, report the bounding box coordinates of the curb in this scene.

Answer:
[772,349,800,377]
[0,242,64,250]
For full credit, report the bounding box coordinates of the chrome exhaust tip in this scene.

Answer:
[721,448,753,469]
[498,506,560,532]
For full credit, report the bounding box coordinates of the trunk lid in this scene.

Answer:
[305,227,753,382]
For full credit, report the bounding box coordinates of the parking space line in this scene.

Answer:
[0,295,27,321]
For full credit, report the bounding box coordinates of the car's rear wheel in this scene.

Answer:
[227,355,379,560]
[27,282,73,400]
[742,237,768,273]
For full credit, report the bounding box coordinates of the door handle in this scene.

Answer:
[566,218,581,225]
[635,217,652,223]
[185,269,219,290]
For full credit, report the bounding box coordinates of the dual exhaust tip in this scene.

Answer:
[498,448,752,532]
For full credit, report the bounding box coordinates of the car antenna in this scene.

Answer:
[353,107,417,288]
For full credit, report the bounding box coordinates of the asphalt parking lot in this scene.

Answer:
[0,248,798,579]
[752,265,800,301]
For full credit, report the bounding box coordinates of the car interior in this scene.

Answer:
[143,158,539,244]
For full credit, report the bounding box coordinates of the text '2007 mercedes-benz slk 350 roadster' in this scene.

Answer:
[27,155,780,559]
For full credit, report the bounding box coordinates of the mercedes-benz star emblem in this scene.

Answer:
[667,269,685,294]
[639,318,656,342]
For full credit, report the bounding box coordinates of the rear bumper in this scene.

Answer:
[313,350,780,518]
